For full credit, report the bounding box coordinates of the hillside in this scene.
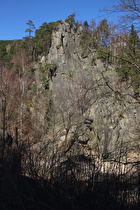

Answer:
[0,18,140,209]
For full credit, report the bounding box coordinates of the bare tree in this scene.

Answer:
[102,0,140,30]
[51,75,94,153]
[0,66,21,170]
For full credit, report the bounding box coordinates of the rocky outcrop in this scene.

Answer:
[35,21,140,162]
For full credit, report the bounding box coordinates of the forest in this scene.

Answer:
[0,0,140,209]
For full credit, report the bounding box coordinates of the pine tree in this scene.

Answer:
[128,24,139,56]
[25,20,36,38]
[117,25,140,92]
[97,19,110,46]
[65,13,76,28]
[83,21,89,31]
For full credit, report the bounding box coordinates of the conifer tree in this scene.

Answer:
[83,21,89,31]
[97,19,110,46]
[65,13,76,28]
[25,20,36,38]
[128,24,139,56]
[117,24,140,92]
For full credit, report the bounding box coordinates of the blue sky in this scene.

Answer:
[0,0,117,40]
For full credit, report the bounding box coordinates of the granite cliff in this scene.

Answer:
[0,20,139,210]
[31,21,139,163]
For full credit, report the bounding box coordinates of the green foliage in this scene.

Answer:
[128,24,139,56]
[34,21,59,56]
[0,40,14,66]
[39,63,57,91]
[0,16,139,94]
[83,20,89,31]
[0,20,60,65]
[97,19,110,46]
[97,48,107,61]
[116,25,140,92]
[80,31,98,52]
[25,20,36,38]
[0,20,60,66]
[118,113,124,119]
[65,13,76,28]
[80,19,112,63]
[97,47,111,63]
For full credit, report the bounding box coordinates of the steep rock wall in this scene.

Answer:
[38,21,140,160]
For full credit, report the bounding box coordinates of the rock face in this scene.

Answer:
[37,21,140,160]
